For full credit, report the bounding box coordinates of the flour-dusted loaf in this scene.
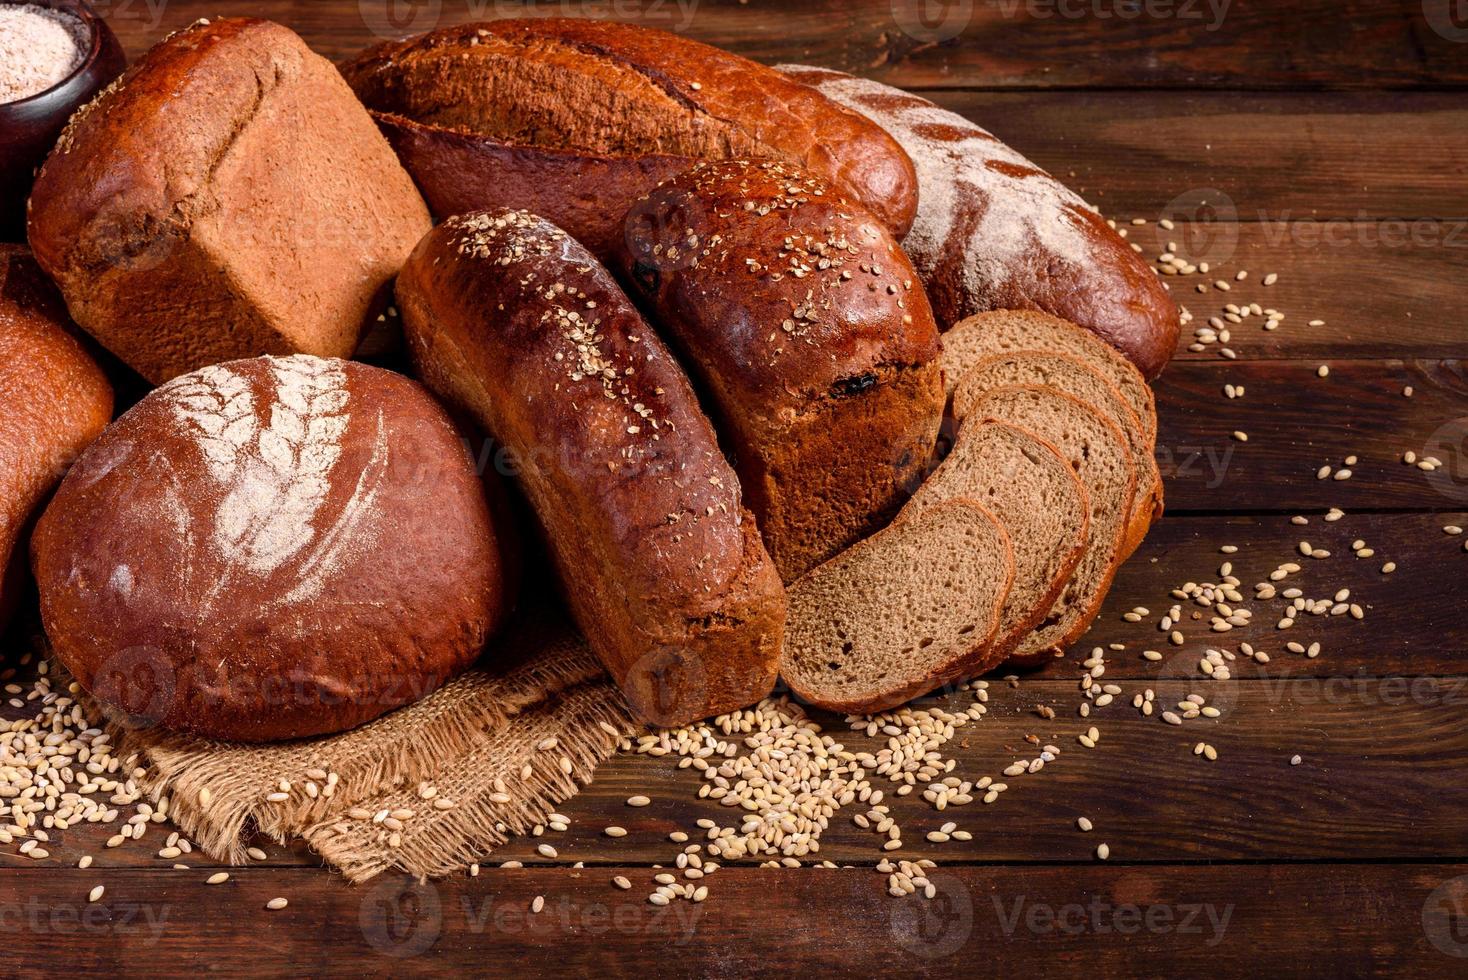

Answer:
[340,19,917,259]
[27,18,431,385]
[943,310,1158,445]
[31,355,510,741]
[959,386,1135,665]
[396,209,785,727]
[614,159,944,582]
[0,246,113,631]
[905,421,1089,672]
[781,499,1013,715]
[779,66,1180,379]
[953,350,1162,557]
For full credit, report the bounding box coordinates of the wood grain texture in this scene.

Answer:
[2,864,1464,975]
[98,0,1468,91]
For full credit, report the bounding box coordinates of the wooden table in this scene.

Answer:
[5,2,1467,975]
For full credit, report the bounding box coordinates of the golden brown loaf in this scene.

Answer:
[32,355,511,742]
[0,246,113,632]
[27,18,430,384]
[614,159,945,581]
[339,19,918,258]
[396,209,786,728]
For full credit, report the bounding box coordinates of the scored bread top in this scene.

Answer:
[340,19,917,236]
[959,385,1136,658]
[617,159,940,417]
[904,420,1089,672]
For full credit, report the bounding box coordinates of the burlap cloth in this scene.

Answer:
[63,607,637,883]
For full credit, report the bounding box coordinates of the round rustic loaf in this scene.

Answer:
[31,354,511,742]
[0,245,114,632]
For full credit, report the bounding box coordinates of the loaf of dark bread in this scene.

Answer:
[396,209,785,727]
[27,18,431,384]
[32,355,510,741]
[614,159,944,581]
[0,245,113,632]
[779,65,1180,380]
[339,19,918,258]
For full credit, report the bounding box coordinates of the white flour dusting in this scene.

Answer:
[781,68,1099,306]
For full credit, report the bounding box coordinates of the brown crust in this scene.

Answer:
[27,17,430,384]
[396,209,785,727]
[0,246,114,631]
[338,19,917,252]
[612,159,944,581]
[31,357,508,742]
[781,65,1180,380]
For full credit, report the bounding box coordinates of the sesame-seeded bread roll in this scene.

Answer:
[778,65,1180,380]
[614,160,944,582]
[397,209,785,727]
[952,350,1162,559]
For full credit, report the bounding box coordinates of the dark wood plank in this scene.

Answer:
[1160,221,1468,362]
[4,864,1464,975]
[98,0,1468,91]
[1155,359,1468,511]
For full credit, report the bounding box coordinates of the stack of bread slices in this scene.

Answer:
[782,309,1161,714]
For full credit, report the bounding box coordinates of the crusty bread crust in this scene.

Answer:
[397,209,785,727]
[614,159,944,581]
[0,246,113,632]
[340,20,918,255]
[27,18,430,384]
[32,356,508,742]
[780,65,1180,380]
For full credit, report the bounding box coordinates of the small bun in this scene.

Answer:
[32,355,512,742]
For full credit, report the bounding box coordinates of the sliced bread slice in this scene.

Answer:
[943,310,1158,446]
[953,350,1162,557]
[905,421,1089,675]
[959,385,1135,666]
[780,499,1014,715]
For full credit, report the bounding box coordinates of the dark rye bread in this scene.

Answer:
[961,386,1136,665]
[943,310,1158,446]
[781,499,1013,715]
[396,209,785,727]
[0,246,114,632]
[31,356,510,742]
[952,350,1162,558]
[614,159,944,582]
[778,65,1179,380]
[28,18,430,384]
[904,421,1089,673]
[340,20,917,258]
